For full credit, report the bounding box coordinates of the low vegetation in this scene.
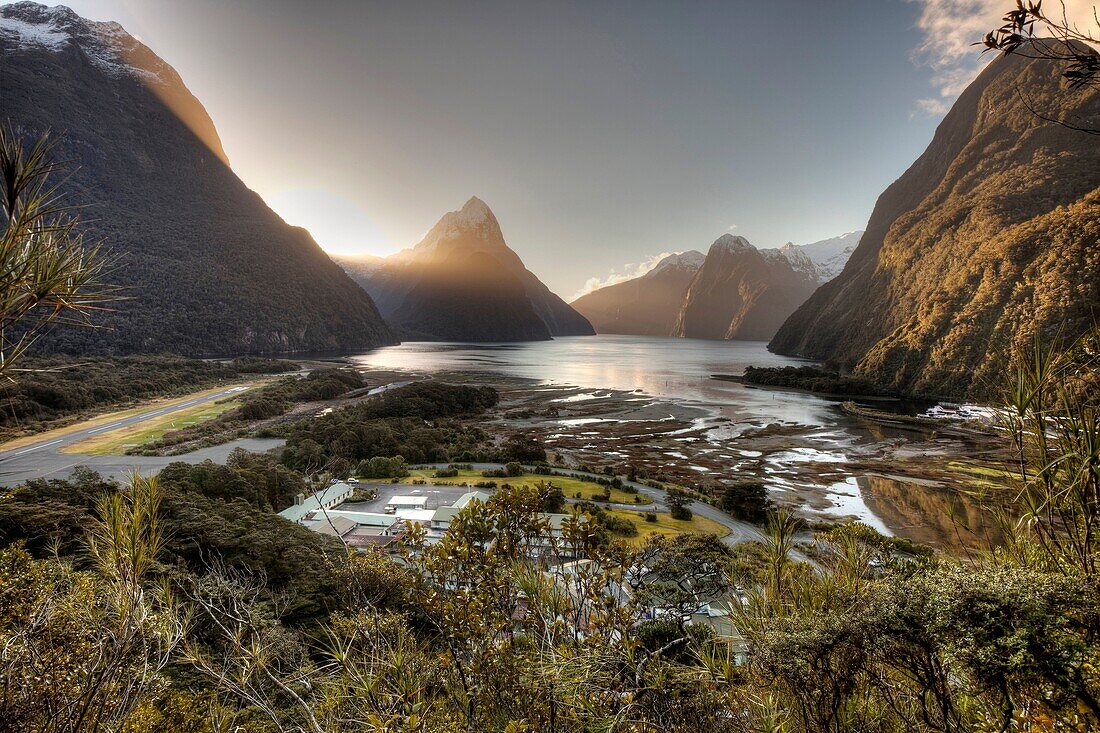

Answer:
[0,329,1097,731]
[0,355,295,441]
[136,367,362,454]
[734,365,899,397]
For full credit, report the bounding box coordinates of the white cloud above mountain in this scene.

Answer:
[571,251,677,300]
[910,0,1099,115]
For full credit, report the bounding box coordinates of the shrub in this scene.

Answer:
[720,481,774,523]
[356,455,409,479]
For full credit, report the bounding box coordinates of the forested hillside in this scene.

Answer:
[0,3,395,355]
[770,44,1100,398]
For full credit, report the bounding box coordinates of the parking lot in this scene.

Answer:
[340,481,479,514]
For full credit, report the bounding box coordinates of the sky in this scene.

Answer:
[44,0,1055,299]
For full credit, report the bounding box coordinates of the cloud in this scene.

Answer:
[909,0,1099,115]
[570,251,677,300]
[727,224,738,230]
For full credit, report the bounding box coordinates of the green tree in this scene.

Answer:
[720,480,774,523]
[665,486,693,520]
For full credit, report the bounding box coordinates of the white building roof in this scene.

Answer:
[277,482,354,523]
[455,490,492,508]
[396,508,436,523]
[387,495,429,508]
[325,510,400,528]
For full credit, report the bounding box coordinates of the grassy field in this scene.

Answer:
[605,508,730,542]
[0,383,263,453]
[61,392,248,456]
[401,469,646,504]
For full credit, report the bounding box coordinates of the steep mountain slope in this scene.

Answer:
[337,197,593,341]
[770,45,1100,398]
[570,251,704,335]
[674,235,819,341]
[0,2,395,355]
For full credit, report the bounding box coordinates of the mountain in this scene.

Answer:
[0,2,395,355]
[336,197,594,341]
[770,44,1100,398]
[673,235,819,341]
[570,251,705,335]
[774,231,862,284]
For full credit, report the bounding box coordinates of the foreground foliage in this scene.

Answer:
[0,341,1098,732]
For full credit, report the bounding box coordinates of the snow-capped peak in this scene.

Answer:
[647,250,705,276]
[398,196,508,262]
[710,233,754,254]
[766,230,863,283]
[0,2,166,83]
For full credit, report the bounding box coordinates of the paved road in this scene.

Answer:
[418,462,767,547]
[0,385,282,486]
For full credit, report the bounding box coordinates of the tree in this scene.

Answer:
[720,480,774,523]
[0,475,184,732]
[984,1,1100,133]
[0,126,112,375]
[665,486,693,520]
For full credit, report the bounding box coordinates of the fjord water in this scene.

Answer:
[353,334,827,419]
[352,335,1000,549]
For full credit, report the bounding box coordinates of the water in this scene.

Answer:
[350,335,996,547]
[353,335,842,427]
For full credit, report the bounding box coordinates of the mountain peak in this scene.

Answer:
[404,196,508,262]
[710,234,754,253]
[2,2,156,81]
[461,195,492,216]
[649,250,706,276]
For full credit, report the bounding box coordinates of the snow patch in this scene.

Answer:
[1,2,165,83]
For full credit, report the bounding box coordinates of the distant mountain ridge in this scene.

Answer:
[571,232,857,339]
[770,44,1100,398]
[673,235,819,341]
[570,250,705,336]
[0,2,396,355]
[337,198,594,341]
[773,231,862,283]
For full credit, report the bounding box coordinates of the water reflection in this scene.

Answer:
[351,335,1001,550]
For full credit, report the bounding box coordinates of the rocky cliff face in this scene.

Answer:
[0,2,395,355]
[338,197,593,342]
[674,235,819,341]
[570,251,704,336]
[770,45,1100,398]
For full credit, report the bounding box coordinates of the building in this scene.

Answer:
[385,495,429,513]
[430,490,492,531]
[277,482,354,524]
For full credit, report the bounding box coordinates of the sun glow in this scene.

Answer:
[263,188,395,258]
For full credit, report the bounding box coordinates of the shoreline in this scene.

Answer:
[710,373,906,403]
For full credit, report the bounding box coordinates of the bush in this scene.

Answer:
[720,481,774,523]
[666,487,693,521]
[504,462,524,477]
[434,467,459,478]
[644,512,658,522]
[356,455,409,479]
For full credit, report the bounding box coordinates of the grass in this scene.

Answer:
[0,383,263,452]
[60,387,258,455]
[401,469,645,504]
[605,509,730,543]
[946,460,1014,490]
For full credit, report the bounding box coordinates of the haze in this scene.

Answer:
[53,0,1017,297]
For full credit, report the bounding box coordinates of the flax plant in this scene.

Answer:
[0,125,114,376]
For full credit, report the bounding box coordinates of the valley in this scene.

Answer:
[1,1,1098,730]
[352,336,1012,550]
